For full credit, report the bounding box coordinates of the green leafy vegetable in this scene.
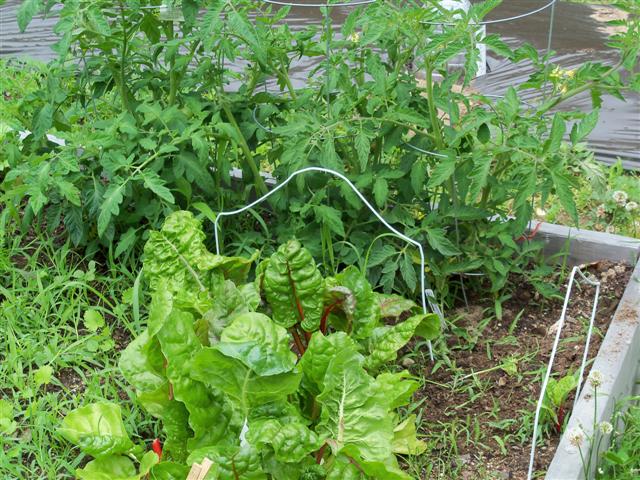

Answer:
[263,240,325,332]
[60,214,439,478]
[58,403,135,458]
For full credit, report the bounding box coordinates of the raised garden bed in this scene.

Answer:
[543,225,640,480]
[398,223,640,479]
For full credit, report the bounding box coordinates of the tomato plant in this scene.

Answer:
[4,0,639,302]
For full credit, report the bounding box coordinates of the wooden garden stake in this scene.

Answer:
[186,457,214,480]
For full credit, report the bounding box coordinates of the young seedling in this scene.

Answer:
[541,373,579,435]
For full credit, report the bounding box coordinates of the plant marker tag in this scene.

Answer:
[425,289,445,331]
[186,458,214,480]
[186,463,202,480]
[239,417,249,447]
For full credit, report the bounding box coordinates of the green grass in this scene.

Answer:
[0,230,154,479]
[597,397,640,479]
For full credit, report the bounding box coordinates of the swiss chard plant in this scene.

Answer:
[541,373,579,435]
[59,211,440,479]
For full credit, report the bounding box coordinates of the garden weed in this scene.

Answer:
[0,232,152,479]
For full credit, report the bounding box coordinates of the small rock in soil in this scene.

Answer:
[547,319,561,335]
[494,471,511,480]
[402,357,415,367]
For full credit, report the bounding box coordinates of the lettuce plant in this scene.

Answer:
[59,211,439,479]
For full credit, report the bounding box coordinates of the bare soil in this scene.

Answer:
[404,260,633,479]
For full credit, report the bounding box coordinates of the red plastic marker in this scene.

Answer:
[152,438,163,460]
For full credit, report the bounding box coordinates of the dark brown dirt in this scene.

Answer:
[404,261,634,480]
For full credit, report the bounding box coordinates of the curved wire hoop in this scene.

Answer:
[527,266,601,480]
[421,0,557,26]
[252,106,277,134]
[213,166,435,360]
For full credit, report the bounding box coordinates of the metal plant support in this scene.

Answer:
[223,5,573,470]
[420,0,558,26]
[527,266,602,480]
[213,166,437,360]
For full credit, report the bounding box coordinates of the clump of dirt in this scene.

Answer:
[404,260,634,479]
[44,367,85,395]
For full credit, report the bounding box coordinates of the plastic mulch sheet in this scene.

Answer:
[1,0,638,168]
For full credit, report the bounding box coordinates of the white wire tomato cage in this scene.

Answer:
[212,166,602,477]
[206,1,576,474]
[527,265,601,480]
[213,166,436,360]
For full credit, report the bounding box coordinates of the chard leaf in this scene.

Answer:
[375,293,418,318]
[299,332,363,395]
[248,418,324,463]
[545,375,578,408]
[317,349,395,465]
[157,310,234,450]
[326,455,366,479]
[119,330,165,392]
[147,283,173,337]
[201,278,253,345]
[118,325,190,461]
[217,312,298,376]
[340,445,410,480]
[263,240,324,331]
[188,444,266,480]
[322,283,356,332]
[143,211,223,295]
[136,386,190,462]
[392,415,427,455]
[76,451,158,480]
[364,314,440,371]
[75,455,139,480]
[190,348,301,413]
[149,463,190,480]
[262,455,323,480]
[58,403,134,458]
[375,371,420,409]
[334,266,381,339]
[413,312,441,339]
[238,283,261,311]
[216,249,259,285]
